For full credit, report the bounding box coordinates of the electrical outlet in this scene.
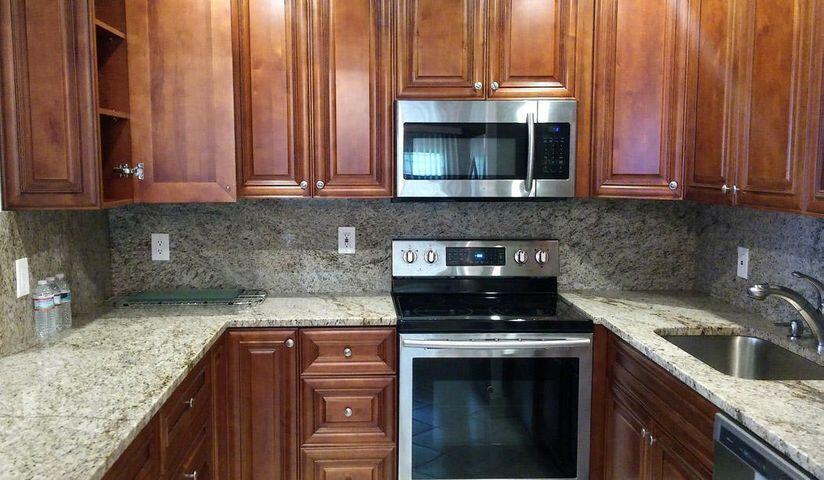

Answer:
[15,258,29,298]
[152,233,170,261]
[737,246,749,279]
[338,227,356,254]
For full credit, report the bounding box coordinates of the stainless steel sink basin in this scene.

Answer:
[661,335,824,380]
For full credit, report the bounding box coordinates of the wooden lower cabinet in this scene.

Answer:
[301,446,396,480]
[595,326,719,480]
[103,417,161,480]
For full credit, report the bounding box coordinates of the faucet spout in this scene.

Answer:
[747,283,824,355]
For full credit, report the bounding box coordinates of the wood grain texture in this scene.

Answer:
[211,334,230,480]
[126,0,237,203]
[236,0,311,197]
[300,446,396,480]
[310,0,393,197]
[804,0,824,215]
[300,328,396,376]
[102,417,161,480]
[395,0,486,98]
[592,0,692,199]
[227,329,298,480]
[0,0,101,209]
[603,384,649,480]
[487,0,576,98]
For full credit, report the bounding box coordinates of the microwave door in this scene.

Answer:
[534,100,577,198]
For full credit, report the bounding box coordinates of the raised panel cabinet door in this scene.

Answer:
[647,424,712,480]
[592,0,692,199]
[0,0,101,209]
[300,446,396,480]
[236,0,311,197]
[487,0,577,98]
[227,330,299,480]
[395,0,486,98]
[684,0,736,205]
[802,1,823,215]
[125,0,237,203]
[310,0,393,197]
[603,386,649,480]
[732,0,814,211]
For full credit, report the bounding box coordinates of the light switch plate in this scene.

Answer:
[338,227,356,254]
[152,233,170,261]
[737,246,749,279]
[15,258,29,298]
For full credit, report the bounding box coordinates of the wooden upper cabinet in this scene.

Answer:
[487,0,577,98]
[732,0,813,211]
[125,0,237,203]
[310,0,393,197]
[592,0,691,199]
[395,0,486,98]
[0,0,100,209]
[806,5,824,215]
[236,0,311,197]
[684,0,735,205]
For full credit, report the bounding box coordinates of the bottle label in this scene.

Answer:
[34,297,54,310]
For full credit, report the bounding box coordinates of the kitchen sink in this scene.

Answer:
[661,334,824,380]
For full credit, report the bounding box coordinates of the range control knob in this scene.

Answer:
[403,250,417,264]
[535,250,548,265]
[424,250,437,264]
[513,249,528,265]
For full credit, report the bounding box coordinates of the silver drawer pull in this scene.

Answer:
[344,407,353,417]
[183,471,198,480]
[184,397,195,409]
[343,347,353,358]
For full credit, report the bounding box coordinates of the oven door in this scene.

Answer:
[399,333,592,480]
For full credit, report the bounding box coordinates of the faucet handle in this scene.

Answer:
[774,320,807,340]
[792,272,824,311]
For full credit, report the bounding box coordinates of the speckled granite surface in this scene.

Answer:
[0,210,111,357]
[563,290,824,479]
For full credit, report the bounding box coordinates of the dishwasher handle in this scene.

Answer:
[402,338,591,350]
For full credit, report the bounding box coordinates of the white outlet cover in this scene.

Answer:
[152,233,170,261]
[737,246,749,279]
[338,227,356,254]
[15,258,29,298]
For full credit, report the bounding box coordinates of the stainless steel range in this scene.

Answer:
[392,239,592,480]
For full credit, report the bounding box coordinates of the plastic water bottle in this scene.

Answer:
[45,277,62,332]
[33,280,56,340]
[54,273,72,330]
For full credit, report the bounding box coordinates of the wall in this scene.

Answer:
[0,210,111,356]
[694,204,824,323]
[108,199,699,295]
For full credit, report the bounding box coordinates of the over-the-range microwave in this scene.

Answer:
[395,100,576,199]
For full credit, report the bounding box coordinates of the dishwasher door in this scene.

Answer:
[713,414,813,480]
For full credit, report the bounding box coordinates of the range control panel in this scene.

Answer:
[392,240,560,277]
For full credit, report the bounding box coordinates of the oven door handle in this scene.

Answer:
[525,112,536,194]
[402,338,590,350]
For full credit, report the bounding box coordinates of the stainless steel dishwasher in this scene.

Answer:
[714,414,813,480]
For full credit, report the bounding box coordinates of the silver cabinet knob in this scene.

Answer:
[344,407,353,418]
[285,338,295,348]
[641,427,648,439]
[316,180,325,190]
[403,250,417,264]
[183,471,199,480]
[534,250,548,265]
[513,249,528,265]
[300,180,308,190]
[473,81,483,91]
[490,81,500,91]
[668,181,678,191]
[731,185,740,194]
[721,184,730,194]
[343,347,353,358]
[184,397,195,409]
[424,250,437,264]
[648,434,656,446]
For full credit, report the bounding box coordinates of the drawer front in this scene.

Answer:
[301,446,396,480]
[301,376,396,446]
[160,360,212,471]
[103,418,160,480]
[300,328,396,376]
[169,425,213,480]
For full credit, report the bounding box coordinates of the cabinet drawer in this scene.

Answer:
[160,360,211,471]
[103,418,160,480]
[168,425,212,480]
[300,329,396,376]
[301,446,395,480]
[301,376,396,446]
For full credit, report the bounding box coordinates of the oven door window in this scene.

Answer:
[411,357,579,479]
[402,123,528,180]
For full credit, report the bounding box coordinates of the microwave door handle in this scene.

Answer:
[402,338,591,350]
[525,112,536,194]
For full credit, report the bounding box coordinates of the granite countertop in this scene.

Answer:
[562,291,824,479]
[0,292,822,479]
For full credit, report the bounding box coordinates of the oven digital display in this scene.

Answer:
[446,247,506,266]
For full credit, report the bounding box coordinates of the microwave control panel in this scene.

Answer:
[534,123,570,180]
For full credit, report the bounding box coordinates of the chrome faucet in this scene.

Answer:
[747,272,824,355]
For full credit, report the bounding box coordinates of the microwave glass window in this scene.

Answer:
[403,123,528,180]
[411,357,580,479]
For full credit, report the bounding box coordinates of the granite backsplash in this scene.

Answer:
[108,199,700,295]
[0,210,111,356]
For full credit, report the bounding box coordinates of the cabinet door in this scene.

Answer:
[603,386,649,480]
[103,418,160,480]
[211,335,230,480]
[806,17,824,215]
[0,0,100,209]
[236,0,311,197]
[310,0,393,197]
[732,0,814,211]
[647,424,711,480]
[126,0,237,203]
[592,0,692,198]
[684,0,736,205]
[487,0,576,98]
[395,0,486,98]
[228,330,298,480]
[301,446,395,480]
